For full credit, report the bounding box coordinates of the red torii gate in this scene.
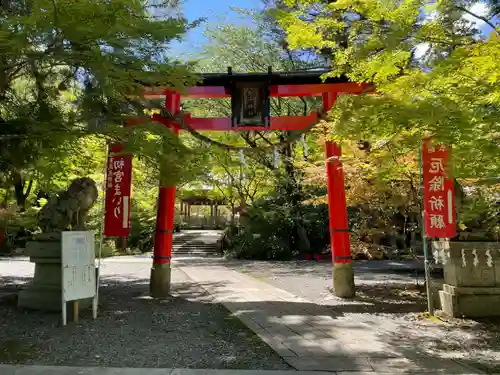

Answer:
[138,71,368,298]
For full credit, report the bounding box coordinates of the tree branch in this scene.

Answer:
[174,110,325,153]
[455,6,499,35]
[255,131,274,146]
[24,180,33,198]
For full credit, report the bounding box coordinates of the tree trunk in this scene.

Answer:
[280,135,311,253]
[12,171,33,211]
[230,203,236,224]
[1,188,9,208]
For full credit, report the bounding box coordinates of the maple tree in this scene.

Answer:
[273,0,500,239]
[0,0,201,208]
[275,0,499,177]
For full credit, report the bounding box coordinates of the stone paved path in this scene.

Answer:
[178,261,482,374]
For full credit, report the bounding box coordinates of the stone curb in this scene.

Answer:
[0,365,487,375]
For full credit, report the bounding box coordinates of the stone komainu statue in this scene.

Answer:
[38,177,99,234]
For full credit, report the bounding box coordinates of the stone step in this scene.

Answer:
[172,253,219,257]
[170,231,222,255]
[172,248,218,250]
[172,249,217,254]
[172,247,219,253]
[171,242,218,247]
[173,243,217,245]
[172,244,217,246]
[172,245,218,248]
[172,248,219,253]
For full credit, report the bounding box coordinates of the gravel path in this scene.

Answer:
[4,255,500,373]
[0,260,290,370]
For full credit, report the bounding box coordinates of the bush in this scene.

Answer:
[0,207,40,253]
[95,238,116,258]
[127,200,157,253]
[223,195,330,260]
[127,197,183,253]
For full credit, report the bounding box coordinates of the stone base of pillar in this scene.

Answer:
[332,262,355,298]
[431,279,445,310]
[150,263,171,298]
[18,238,91,312]
[439,284,500,317]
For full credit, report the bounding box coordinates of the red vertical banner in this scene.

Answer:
[104,144,133,237]
[422,139,456,238]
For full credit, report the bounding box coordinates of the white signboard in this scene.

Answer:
[61,231,98,326]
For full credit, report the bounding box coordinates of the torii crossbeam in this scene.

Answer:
[136,70,369,298]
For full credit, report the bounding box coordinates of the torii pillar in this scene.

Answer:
[150,91,180,298]
[323,92,355,298]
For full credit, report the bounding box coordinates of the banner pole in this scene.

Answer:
[95,144,109,317]
[99,146,109,266]
[419,144,434,316]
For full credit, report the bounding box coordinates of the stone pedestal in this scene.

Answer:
[18,239,92,311]
[433,240,500,317]
[332,262,355,298]
[150,263,171,298]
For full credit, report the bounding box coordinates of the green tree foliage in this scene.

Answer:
[186,10,431,259]
[276,0,500,177]
[0,0,205,252]
[274,0,500,240]
[0,0,199,208]
[187,18,336,257]
[205,146,275,213]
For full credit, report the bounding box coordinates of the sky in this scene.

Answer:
[169,0,496,61]
[168,0,265,58]
[414,2,494,59]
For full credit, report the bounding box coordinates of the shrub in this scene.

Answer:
[0,207,40,253]
[224,195,331,260]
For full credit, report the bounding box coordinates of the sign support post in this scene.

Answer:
[95,147,109,321]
